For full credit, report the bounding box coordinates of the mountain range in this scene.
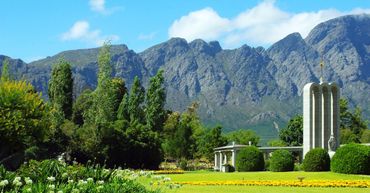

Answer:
[1,14,369,143]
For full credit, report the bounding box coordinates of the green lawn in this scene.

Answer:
[168,171,370,181]
[160,171,370,193]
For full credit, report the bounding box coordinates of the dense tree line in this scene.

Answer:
[0,43,234,170]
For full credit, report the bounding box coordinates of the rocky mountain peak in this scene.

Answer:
[189,39,222,55]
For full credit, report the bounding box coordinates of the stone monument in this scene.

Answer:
[303,61,340,157]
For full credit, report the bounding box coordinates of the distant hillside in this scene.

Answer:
[1,14,369,143]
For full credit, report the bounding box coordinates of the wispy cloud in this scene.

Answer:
[138,32,157,40]
[168,0,370,48]
[61,20,119,46]
[89,0,105,13]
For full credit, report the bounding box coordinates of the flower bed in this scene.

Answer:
[177,180,370,188]
[154,170,184,175]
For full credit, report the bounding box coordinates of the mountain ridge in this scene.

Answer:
[1,14,369,142]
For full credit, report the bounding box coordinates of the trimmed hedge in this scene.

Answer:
[303,148,330,171]
[236,146,264,171]
[269,150,294,172]
[331,144,370,174]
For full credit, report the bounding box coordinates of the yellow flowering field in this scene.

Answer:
[177,180,370,188]
[162,171,370,193]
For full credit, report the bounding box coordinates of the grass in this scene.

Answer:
[166,185,370,193]
[161,171,370,193]
[168,170,370,181]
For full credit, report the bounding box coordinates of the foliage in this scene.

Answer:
[302,148,330,172]
[110,77,127,114]
[70,123,105,163]
[105,120,162,169]
[47,59,74,156]
[91,42,116,125]
[0,160,168,193]
[127,76,145,123]
[331,144,370,174]
[145,69,166,132]
[226,129,260,146]
[0,80,50,169]
[162,112,181,159]
[269,150,294,172]
[1,59,10,82]
[236,146,264,172]
[339,98,368,144]
[48,59,73,120]
[360,129,370,143]
[72,89,93,126]
[340,128,360,144]
[279,115,303,146]
[197,126,228,161]
[267,139,287,147]
[117,93,129,121]
[162,103,205,161]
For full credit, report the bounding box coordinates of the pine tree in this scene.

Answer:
[145,69,166,132]
[48,59,73,119]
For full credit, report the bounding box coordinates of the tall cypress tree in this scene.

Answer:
[117,93,129,121]
[127,76,145,123]
[145,69,166,132]
[48,59,73,119]
[93,42,115,125]
[1,59,10,82]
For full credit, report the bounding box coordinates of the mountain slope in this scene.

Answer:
[1,14,369,143]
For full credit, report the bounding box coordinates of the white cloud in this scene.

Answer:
[138,32,157,40]
[168,0,370,48]
[61,20,119,46]
[168,7,230,41]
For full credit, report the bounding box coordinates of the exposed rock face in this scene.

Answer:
[1,14,369,141]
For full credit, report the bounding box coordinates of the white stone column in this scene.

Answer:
[331,84,340,151]
[214,152,218,170]
[224,153,227,165]
[231,150,236,167]
[313,86,322,148]
[219,152,223,169]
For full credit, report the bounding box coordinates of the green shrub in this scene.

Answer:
[303,148,330,171]
[294,163,302,171]
[331,144,370,174]
[236,146,264,171]
[178,159,188,170]
[17,159,66,183]
[269,150,294,172]
[4,160,160,193]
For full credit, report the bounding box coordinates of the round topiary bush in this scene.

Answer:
[236,146,264,171]
[331,144,370,174]
[303,148,330,171]
[269,149,294,172]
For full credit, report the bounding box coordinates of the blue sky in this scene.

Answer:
[1,0,370,62]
